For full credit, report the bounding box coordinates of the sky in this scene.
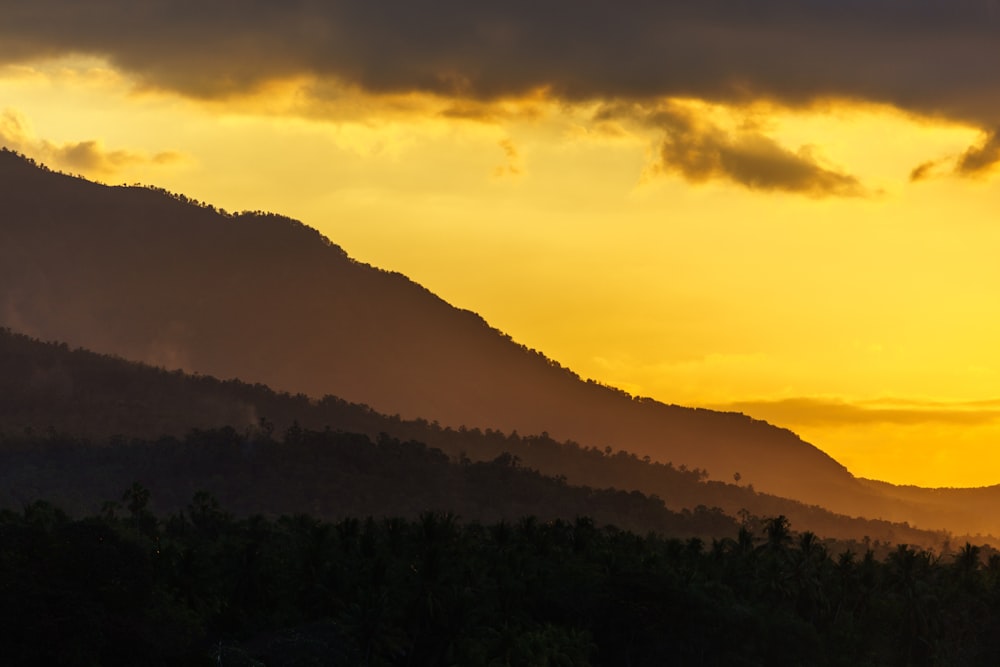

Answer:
[3,1,1000,487]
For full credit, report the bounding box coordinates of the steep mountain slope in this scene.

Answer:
[0,149,887,513]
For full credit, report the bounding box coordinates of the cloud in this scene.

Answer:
[909,159,941,183]
[638,104,865,196]
[2,1,1000,126]
[955,129,1000,177]
[494,138,521,177]
[907,130,1000,182]
[0,108,27,145]
[0,107,183,176]
[50,140,182,175]
[438,95,549,124]
[715,397,1000,427]
[6,2,1000,185]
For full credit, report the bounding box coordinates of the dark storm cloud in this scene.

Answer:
[3,1,999,118]
[5,1,1000,175]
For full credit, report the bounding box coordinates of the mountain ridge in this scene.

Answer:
[0,147,954,521]
[0,326,963,547]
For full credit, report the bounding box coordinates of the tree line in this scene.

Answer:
[0,327,956,549]
[3,495,999,666]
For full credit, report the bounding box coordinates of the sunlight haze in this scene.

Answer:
[3,20,1000,488]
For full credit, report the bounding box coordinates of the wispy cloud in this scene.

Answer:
[0,108,183,177]
[646,105,865,197]
[714,397,1000,427]
[955,129,1000,177]
[494,138,521,177]
[909,159,942,183]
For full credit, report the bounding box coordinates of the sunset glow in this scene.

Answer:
[4,2,1000,488]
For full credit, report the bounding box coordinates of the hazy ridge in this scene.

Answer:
[0,149,857,505]
[0,326,959,548]
[2,147,997,541]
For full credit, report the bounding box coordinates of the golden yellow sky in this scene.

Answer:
[4,48,1000,488]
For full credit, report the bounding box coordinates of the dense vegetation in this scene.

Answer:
[4,153,1000,664]
[0,328,956,548]
[4,497,1000,666]
[0,426,735,540]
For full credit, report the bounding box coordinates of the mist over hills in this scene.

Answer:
[5,330,997,667]
[1,327,965,548]
[0,147,991,537]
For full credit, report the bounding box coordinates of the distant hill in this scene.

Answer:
[0,327,964,548]
[0,147,972,530]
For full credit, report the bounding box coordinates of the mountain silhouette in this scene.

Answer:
[0,148,956,522]
[0,327,959,546]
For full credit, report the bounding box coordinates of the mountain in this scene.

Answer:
[0,148,960,522]
[1,326,965,547]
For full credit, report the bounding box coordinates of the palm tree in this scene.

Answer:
[762,515,792,553]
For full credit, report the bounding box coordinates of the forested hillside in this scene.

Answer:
[0,147,874,512]
[0,328,959,548]
[4,500,999,666]
[0,425,741,540]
